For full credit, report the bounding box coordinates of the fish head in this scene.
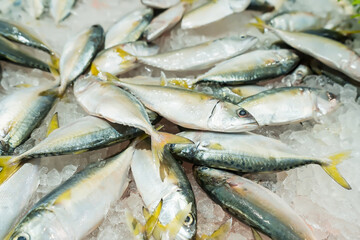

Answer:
[312,89,339,116]
[193,166,228,191]
[207,101,259,132]
[6,208,70,240]
[230,35,258,51]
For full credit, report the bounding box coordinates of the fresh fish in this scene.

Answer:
[138,36,258,71]
[237,87,338,126]
[58,24,104,95]
[141,0,180,9]
[181,0,251,29]
[144,2,187,41]
[106,74,259,132]
[281,64,312,86]
[0,163,39,239]
[5,138,139,240]
[253,19,360,82]
[91,41,159,76]
[193,83,244,105]
[268,12,327,32]
[228,85,267,98]
[302,29,356,43]
[74,76,192,179]
[194,166,318,240]
[50,0,76,24]
[171,131,351,189]
[105,8,153,48]
[23,0,45,19]
[131,145,196,240]
[0,35,51,72]
[196,49,299,85]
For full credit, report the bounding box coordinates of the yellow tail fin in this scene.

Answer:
[151,132,193,180]
[197,218,232,240]
[0,156,22,185]
[251,227,263,240]
[47,112,60,136]
[322,151,351,190]
[248,17,268,33]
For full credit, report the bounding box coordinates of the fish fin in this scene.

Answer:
[144,199,163,238]
[13,83,34,88]
[39,88,60,97]
[50,53,60,70]
[251,227,263,240]
[49,65,60,84]
[322,151,351,190]
[248,17,269,33]
[126,210,145,238]
[207,142,224,150]
[160,71,167,86]
[47,112,59,136]
[197,218,232,240]
[0,156,22,185]
[339,29,360,36]
[90,63,100,76]
[72,149,88,155]
[151,132,193,181]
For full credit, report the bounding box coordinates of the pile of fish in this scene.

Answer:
[0,0,359,239]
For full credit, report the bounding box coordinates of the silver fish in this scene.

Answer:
[58,24,104,95]
[105,8,153,49]
[50,0,76,24]
[141,0,180,9]
[194,166,317,240]
[196,49,300,85]
[138,36,258,71]
[23,0,45,19]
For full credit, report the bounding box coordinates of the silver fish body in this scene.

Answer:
[132,146,196,240]
[0,85,56,155]
[141,0,180,9]
[194,166,317,240]
[237,87,338,126]
[6,145,135,240]
[50,0,76,24]
[59,24,104,94]
[268,12,326,32]
[105,8,153,49]
[23,0,45,19]
[138,36,258,71]
[196,49,300,85]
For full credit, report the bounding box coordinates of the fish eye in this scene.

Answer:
[184,213,194,226]
[237,109,248,117]
[14,233,31,240]
[240,35,245,39]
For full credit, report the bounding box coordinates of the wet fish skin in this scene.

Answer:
[59,24,104,95]
[141,0,180,9]
[196,49,300,85]
[0,84,57,155]
[193,166,317,240]
[5,142,136,240]
[138,36,258,71]
[50,0,76,24]
[105,8,153,49]
[0,35,51,72]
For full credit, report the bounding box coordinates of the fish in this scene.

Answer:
[23,0,45,19]
[58,24,104,95]
[196,49,300,85]
[144,2,187,42]
[74,76,192,179]
[252,18,360,83]
[237,87,339,126]
[267,11,327,32]
[170,131,351,189]
[181,0,251,29]
[193,166,318,240]
[0,0,16,13]
[50,0,76,24]
[104,73,259,132]
[137,36,258,71]
[196,219,232,240]
[302,28,358,43]
[141,0,180,9]
[282,64,312,86]
[105,8,153,48]
[192,83,245,105]
[131,144,197,240]
[0,35,52,72]
[91,41,159,76]
[0,163,39,239]
[5,137,142,240]
[228,85,267,98]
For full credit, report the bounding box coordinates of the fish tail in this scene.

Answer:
[197,218,232,240]
[151,132,193,180]
[321,151,351,190]
[50,53,60,70]
[339,29,360,36]
[0,156,22,185]
[248,17,269,33]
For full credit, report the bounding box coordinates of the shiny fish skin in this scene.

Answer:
[141,0,180,9]
[268,12,326,32]
[0,85,56,155]
[237,87,338,126]
[0,164,38,239]
[144,2,187,42]
[194,166,317,240]
[23,0,45,19]
[105,8,153,49]
[6,144,135,240]
[196,49,300,85]
[170,131,331,173]
[138,36,258,71]
[58,24,104,95]
[0,35,51,72]
[132,146,196,240]
[50,0,76,24]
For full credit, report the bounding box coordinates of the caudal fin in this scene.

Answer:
[248,17,271,33]
[322,151,351,190]
[0,156,22,185]
[197,218,232,240]
[151,132,193,180]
